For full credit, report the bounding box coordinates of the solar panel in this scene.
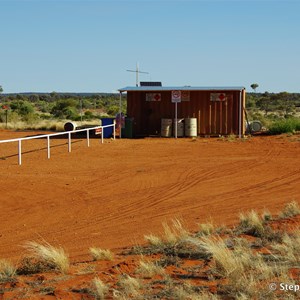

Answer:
[140,82,162,87]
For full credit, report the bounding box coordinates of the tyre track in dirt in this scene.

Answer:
[1,133,299,260]
[87,140,296,224]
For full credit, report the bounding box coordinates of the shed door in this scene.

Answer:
[140,94,161,135]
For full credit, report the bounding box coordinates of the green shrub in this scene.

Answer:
[268,118,300,134]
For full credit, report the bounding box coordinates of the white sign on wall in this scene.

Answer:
[171,90,181,103]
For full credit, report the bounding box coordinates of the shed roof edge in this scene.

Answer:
[118,86,246,92]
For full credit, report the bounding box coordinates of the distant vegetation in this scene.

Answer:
[0,92,126,130]
[246,92,300,134]
[0,89,299,133]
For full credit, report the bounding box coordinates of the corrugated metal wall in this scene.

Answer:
[127,90,245,136]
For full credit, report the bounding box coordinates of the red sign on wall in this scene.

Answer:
[210,93,227,102]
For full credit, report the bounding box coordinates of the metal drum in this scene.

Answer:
[161,119,172,137]
[173,119,184,137]
[185,118,197,137]
[64,122,77,131]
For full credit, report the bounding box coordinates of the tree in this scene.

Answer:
[0,85,3,93]
[275,92,296,117]
[256,92,272,116]
[250,83,259,92]
[51,99,78,119]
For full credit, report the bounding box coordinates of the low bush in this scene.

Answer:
[268,118,300,134]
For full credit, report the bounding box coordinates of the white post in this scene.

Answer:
[87,129,90,147]
[18,140,22,165]
[175,102,178,139]
[101,128,104,144]
[119,92,122,139]
[47,136,50,159]
[68,132,71,152]
[113,120,116,140]
[239,91,242,138]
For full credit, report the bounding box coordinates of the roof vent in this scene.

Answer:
[140,82,162,87]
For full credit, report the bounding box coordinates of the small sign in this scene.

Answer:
[95,128,102,135]
[181,91,190,102]
[146,93,161,101]
[172,90,181,103]
[210,93,227,102]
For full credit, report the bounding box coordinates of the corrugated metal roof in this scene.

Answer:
[118,86,245,92]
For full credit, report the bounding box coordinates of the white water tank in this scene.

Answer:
[185,118,197,137]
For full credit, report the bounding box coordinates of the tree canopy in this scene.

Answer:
[250,83,259,92]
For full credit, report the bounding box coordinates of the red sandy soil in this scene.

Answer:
[0,130,300,299]
[0,130,299,261]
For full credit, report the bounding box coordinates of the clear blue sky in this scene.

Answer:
[0,0,299,93]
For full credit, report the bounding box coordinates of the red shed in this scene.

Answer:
[118,86,246,138]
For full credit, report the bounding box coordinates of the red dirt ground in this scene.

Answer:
[1,130,300,299]
[0,130,299,264]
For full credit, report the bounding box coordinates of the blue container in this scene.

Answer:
[101,118,115,138]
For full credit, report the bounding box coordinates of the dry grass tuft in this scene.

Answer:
[143,234,163,248]
[92,277,109,300]
[89,248,114,261]
[115,274,142,299]
[238,210,265,237]
[271,229,300,264]
[145,218,189,248]
[0,259,16,281]
[135,258,165,278]
[261,209,273,222]
[162,218,189,245]
[197,222,215,236]
[24,241,69,274]
[279,201,300,218]
[198,234,290,298]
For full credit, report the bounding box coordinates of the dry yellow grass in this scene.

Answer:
[0,259,16,280]
[92,277,109,300]
[135,258,165,278]
[144,218,189,248]
[24,241,69,274]
[279,201,300,218]
[89,247,114,261]
[115,274,142,299]
[238,210,265,237]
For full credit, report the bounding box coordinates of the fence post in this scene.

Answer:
[18,140,22,165]
[87,129,90,147]
[113,121,116,140]
[47,136,50,159]
[101,127,104,144]
[68,132,71,152]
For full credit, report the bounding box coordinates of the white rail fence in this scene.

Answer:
[0,124,116,165]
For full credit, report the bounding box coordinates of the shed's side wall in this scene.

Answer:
[127,90,245,136]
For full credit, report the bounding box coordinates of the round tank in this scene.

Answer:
[161,119,172,137]
[251,120,262,132]
[185,118,197,137]
[64,122,77,131]
[173,119,184,137]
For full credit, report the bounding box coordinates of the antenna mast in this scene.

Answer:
[126,62,149,87]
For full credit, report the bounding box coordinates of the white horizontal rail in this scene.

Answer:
[0,123,116,165]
